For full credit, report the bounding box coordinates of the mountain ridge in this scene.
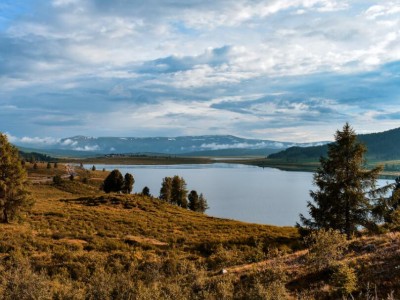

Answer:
[268,126,400,161]
[13,134,329,157]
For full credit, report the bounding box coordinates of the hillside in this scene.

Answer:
[0,163,399,299]
[18,149,58,162]
[269,127,400,161]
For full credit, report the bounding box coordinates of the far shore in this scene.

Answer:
[60,155,400,179]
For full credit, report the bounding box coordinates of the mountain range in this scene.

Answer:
[15,126,400,159]
[14,135,328,157]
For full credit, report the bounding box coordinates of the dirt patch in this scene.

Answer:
[124,235,168,247]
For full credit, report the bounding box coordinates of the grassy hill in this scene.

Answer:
[269,127,400,161]
[0,163,399,299]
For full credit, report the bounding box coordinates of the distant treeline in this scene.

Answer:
[269,127,400,161]
[19,151,57,162]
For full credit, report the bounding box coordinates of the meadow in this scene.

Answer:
[0,162,399,299]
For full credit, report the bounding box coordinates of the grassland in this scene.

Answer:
[0,162,399,299]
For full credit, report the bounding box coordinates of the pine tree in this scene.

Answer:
[299,123,383,239]
[103,169,124,193]
[0,133,32,223]
[373,176,400,230]
[171,175,188,208]
[198,193,209,213]
[142,186,150,197]
[122,173,134,194]
[47,162,51,169]
[188,190,199,211]
[160,177,172,203]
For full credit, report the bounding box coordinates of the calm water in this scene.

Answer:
[86,163,391,226]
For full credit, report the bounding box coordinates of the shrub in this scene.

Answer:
[331,263,358,296]
[305,228,348,272]
[53,175,62,185]
[0,260,52,300]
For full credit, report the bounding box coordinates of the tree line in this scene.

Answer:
[159,175,208,213]
[102,170,208,213]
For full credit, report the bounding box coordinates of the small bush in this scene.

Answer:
[331,262,357,296]
[305,228,348,271]
[53,175,62,185]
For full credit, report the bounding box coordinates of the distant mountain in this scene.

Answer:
[13,135,328,157]
[181,147,280,157]
[269,127,400,161]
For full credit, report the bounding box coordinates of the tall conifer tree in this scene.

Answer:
[0,133,32,223]
[160,177,172,203]
[122,173,134,194]
[299,123,383,239]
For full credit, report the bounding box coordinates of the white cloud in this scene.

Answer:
[73,145,100,151]
[11,136,61,145]
[200,142,274,150]
[61,139,78,146]
[1,0,399,142]
[364,2,400,19]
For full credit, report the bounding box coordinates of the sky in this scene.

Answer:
[1,0,399,145]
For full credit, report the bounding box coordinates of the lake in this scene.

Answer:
[86,163,392,226]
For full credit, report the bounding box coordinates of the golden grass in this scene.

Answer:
[0,163,398,298]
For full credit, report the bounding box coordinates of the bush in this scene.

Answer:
[53,175,62,185]
[305,228,348,271]
[331,262,357,296]
[0,260,52,300]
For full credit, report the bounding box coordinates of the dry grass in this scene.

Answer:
[0,164,398,299]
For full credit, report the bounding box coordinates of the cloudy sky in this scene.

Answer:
[1,0,399,144]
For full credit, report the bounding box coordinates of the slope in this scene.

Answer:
[269,127,400,161]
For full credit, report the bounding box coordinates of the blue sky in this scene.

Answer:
[1,0,399,145]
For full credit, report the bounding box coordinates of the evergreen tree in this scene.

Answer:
[299,123,383,239]
[373,176,400,230]
[103,169,124,193]
[0,133,32,223]
[160,177,172,203]
[142,186,150,197]
[53,175,62,185]
[91,165,96,171]
[198,193,209,213]
[171,175,188,208]
[47,162,51,169]
[33,163,38,170]
[122,173,134,194]
[53,162,58,168]
[188,190,199,211]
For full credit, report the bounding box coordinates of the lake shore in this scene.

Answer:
[70,155,400,179]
